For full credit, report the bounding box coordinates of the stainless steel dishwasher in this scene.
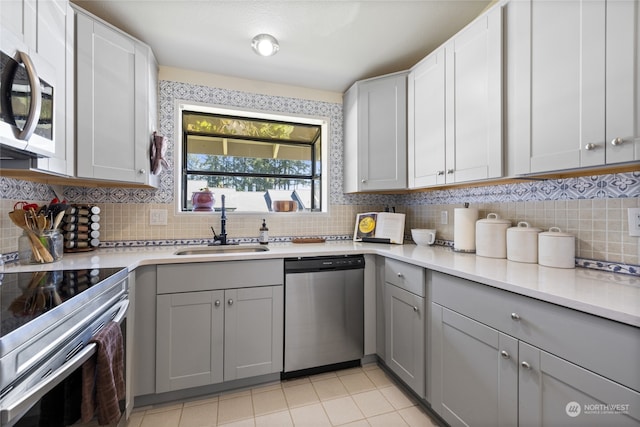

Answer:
[283,255,365,377]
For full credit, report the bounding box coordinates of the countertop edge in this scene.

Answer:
[4,242,639,327]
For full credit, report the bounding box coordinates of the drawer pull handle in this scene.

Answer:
[397,272,404,278]
[228,299,234,306]
[214,300,221,307]
[500,350,510,360]
[521,361,532,370]
[510,312,520,321]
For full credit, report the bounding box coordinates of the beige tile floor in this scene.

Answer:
[127,363,440,427]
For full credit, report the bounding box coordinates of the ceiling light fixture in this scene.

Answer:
[251,33,280,57]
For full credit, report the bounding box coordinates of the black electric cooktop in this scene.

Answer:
[0,268,125,339]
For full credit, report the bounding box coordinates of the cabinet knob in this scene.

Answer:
[500,350,510,360]
[584,143,597,151]
[214,300,221,307]
[510,312,520,321]
[447,169,454,174]
[397,272,404,278]
[138,168,147,174]
[413,306,419,312]
[611,137,624,146]
[361,178,367,183]
[228,299,234,306]
[437,170,445,176]
[521,361,532,370]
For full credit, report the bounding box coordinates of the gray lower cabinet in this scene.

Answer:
[154,259,284,394]
[156,285,283,393]
[430,271,640,427]
[384,258,426,398]
[430,303,518,427]
[519,341,640,427]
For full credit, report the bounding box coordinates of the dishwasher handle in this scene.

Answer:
[284,255,365,273]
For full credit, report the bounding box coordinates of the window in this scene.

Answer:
[179,105,326,213]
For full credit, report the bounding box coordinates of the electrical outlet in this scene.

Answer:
[441,211,448,225]
[628,208,640,237]
[150,209,167,226]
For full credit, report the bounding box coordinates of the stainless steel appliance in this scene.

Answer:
[0,267,128,427]
[284,255,364,376]
[0,44,56,159]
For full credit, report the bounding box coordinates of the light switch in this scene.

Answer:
[441,211,448,225]
[150,209,168,226]
[628,208,640,237]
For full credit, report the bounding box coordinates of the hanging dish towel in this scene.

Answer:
[81,321,125,425]
[150,131,169,175]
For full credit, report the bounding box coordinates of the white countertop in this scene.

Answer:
[4,241,639,327]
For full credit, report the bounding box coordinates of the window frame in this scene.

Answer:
[176,102,329,214]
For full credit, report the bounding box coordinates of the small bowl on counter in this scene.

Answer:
[411,229,436,246]
[272,200,298,212]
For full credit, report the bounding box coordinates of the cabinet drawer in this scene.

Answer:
[432,271,640,392]
[385,258,425,297]
[157,259,284,294]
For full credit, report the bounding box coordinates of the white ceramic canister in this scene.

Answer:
[538,227,576,269]
[506,221,542,263]
[475,213,511,258]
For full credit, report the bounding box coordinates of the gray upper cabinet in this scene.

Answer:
[74,6,159,187]
[506,0,640,175]
[408,5,503,188]
[1,0,73,175]
[343,71,408,193]
[430,271,640,426]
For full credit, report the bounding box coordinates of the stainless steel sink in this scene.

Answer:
[174,245,269,255]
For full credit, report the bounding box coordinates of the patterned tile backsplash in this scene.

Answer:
[1,79,638,272]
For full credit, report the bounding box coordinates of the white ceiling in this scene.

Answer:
[70,0,492,93]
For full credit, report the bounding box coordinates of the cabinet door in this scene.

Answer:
[507,0,606,173]
[33,0,71,175]
[385,283,425,397]
[430,304,518,427]
[156,290,224,393]
[224,286,283,381]
[408,49,446,188]
[75,11,155,185]
[357,73,407,191]
[445,6,502,183]
[519,341,640,426]
[605,0,640,164]
[0,0,36,49]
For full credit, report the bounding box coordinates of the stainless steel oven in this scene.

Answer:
[0,268,129,427]
[0,44,56,159]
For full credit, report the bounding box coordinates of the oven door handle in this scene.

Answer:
[1,343,96,426]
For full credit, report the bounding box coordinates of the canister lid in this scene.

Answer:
[476,213,511,225]
[539,227,574,237]
[507,221,542,233]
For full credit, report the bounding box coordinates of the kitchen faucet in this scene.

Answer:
[210,194,229,245]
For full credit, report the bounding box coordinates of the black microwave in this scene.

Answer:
[0,48,55,159]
